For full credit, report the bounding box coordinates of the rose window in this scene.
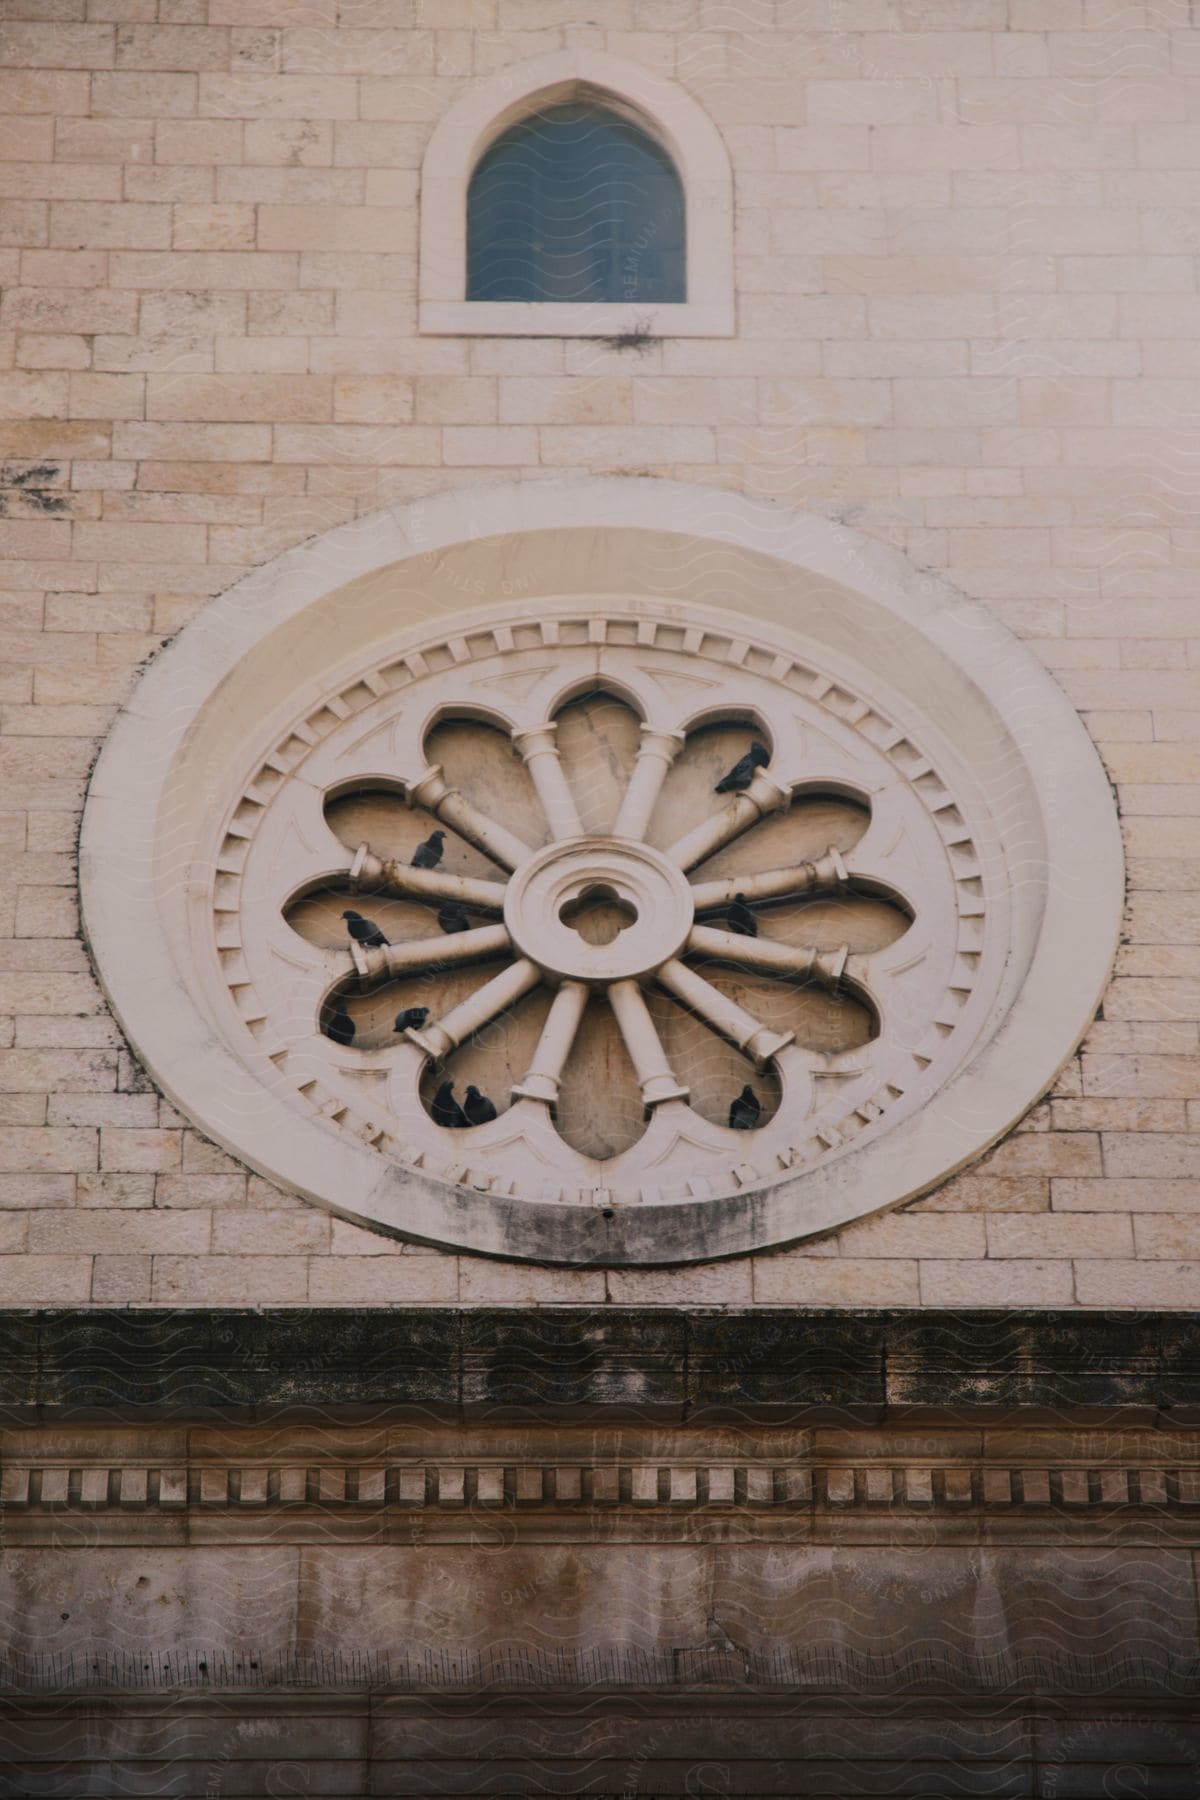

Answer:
[237,619,982,1212]
[81,483,1121,1264]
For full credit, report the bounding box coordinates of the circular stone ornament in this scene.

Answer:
[504,840,694,984]
[80,478,1123,1266]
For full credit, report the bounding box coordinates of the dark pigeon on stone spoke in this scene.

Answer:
[326,1007,355,1047]
[438,902,471,934]
[729,1085,761,1131]
[342,909,388,947]
[393,1006,429,1033]
[412,829,446,869]
[727,893,757,937]
[714,741,769,794]
[431,1080,467,1128]
[463,1085,497,1126]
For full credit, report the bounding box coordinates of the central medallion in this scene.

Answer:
[504,837,694,984]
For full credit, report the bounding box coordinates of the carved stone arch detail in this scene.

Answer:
[80,477,1123,1267]
[418,50,735,337]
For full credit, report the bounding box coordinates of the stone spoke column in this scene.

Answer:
[607,979,689,1108]
[406,959,541,1061]
[614,727,685,840]
[350,844,507,911]
[351,924,512,981]
[511,979,589,1107]
[656,958,793,1069]
[408,765,533,873]
[666,771,790,872]
[512,725,583,841]
[689,848,848,912]
[686,926,847,987]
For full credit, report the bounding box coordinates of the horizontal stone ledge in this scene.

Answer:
[0,1307,1197,1421]
[2,1648,1199,1705]
[2,1460,1198,1513]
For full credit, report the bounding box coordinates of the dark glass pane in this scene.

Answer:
[467,100,685,304]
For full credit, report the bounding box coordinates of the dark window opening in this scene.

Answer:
[466,99,686,305]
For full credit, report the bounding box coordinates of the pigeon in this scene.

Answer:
[393,1006,429,1033]
[326,1007,355,1047]
[431,1080,466,1128]
[729,1085,761,1131]
[714,741,769,794]
[463,1084,497,1126]
[412,829,446,870]
[727,893,757,937]
[342,909,388,948]
[437,902,470,934]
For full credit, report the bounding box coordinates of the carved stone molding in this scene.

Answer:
[4,1310,1199,1788]
[4,1459,1200,1515]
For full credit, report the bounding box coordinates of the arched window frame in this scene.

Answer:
[419,52,734,338]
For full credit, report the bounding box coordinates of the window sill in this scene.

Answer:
[418,298,735,339]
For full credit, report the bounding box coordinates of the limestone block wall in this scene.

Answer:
[0,1,1197,1308]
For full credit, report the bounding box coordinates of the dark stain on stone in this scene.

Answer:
[0,1308,1197,1423]
[9,463,60,487]
[20,489,70,514]
[0,464,69,515]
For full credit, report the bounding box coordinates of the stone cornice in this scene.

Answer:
[3,1452,1200,1545]
[0,1308,1197,1421]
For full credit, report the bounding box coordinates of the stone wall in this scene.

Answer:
[2,1309,1199,1791]
[1,2,1198,1307]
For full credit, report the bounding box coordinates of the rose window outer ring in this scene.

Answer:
[79,479,1123,1267]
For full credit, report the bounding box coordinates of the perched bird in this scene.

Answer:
[326,1007,355,1047]
[463,1084,497,1126]
[412,829,446,870]
[727,893,758,937]
[342,909,388,948]
[437,901,470,934]
[729,1085,761,1131]
[393,1006,429,1033]
[431,1080,466,1128]
[714,741,770,794]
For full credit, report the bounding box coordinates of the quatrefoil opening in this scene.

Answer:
[559,886,638,946]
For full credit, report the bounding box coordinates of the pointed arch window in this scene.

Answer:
[466,100,685,306]
[418,52,734,338]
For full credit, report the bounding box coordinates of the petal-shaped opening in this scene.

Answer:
[552,689,641,835]
[314,943,511,1055]
[693,962,877,1057]
[324,786,488,880]
[418,978,550,1128]
[555,990,648,1159]
[645,987,783,1131]
[424,716,547,850]
[693,789,871,878]
[645,719,781,853]
[286,882,440,957]
[318,975,373,1051]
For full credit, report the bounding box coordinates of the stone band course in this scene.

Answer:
[1,1307,1198,1418]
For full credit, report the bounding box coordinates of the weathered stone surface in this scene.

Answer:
[3,1309,1200,1421]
